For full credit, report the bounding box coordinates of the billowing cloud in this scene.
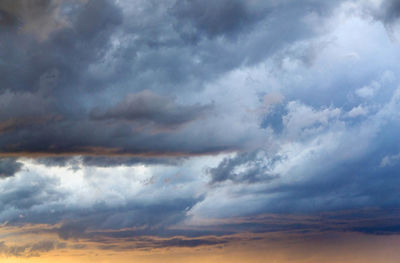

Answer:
[1,0,400,260]
[0,0,346,157]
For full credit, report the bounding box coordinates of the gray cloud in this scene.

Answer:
[172,0,260,39]
[0,240,66,258]
[208,150,280,184]
[0,158,22,178]
[0,0,67,39]
[96,236,229,251]
[0,174,63,211]
[81,156,182,167]
[377,0,400,25]
[0,0,346,157]
[35,155,182,168]
[2,0,400,255]
[90,90,213,128]
[0,170,204,240]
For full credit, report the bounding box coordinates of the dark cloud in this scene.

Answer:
[153,237,226,248]
[90,90,213,127]
[211,209,400,236]
[0,158,22,178]
[0,0,122,95]
[352,224,400,235]
[0,0,60,34]
[48,197,203,240]
[3,0,400,256]
[81,156,182,167]
[25,208,400,252]
[0,9,19,29]
[0,0,345,158]
[265,151,400,214]
[378,0,400,25]
[8,197,202,236]
[208,150,280,184]
[172,0,260,39]
[96,236,229,251]
[0,174,63,211]
[34,156,77,167]
[56,221,89,241]
[261,104,288,133]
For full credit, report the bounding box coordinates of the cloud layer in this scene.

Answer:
[1,0,400,259]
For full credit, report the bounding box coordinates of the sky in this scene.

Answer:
[0,0,400,262]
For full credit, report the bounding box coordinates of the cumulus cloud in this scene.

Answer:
[355,82,380,99]
[347,105,368,117]
[279,101,342,139]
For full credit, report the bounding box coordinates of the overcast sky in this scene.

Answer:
[0,0,400,262]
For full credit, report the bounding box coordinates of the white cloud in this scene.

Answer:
[380,153,400,167]
[356,82,380,99]
[347,105,368,117]
[282,101,341,138]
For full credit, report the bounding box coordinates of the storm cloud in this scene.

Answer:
[0,158,22,178]
[90,90,213,128]
[1,0,400,258]
[0,0,345,157]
